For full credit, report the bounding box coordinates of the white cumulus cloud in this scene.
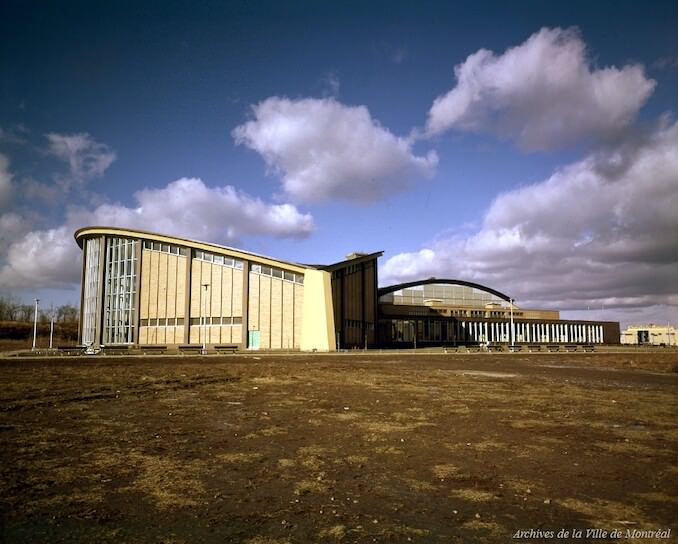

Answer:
[46,132,117,186]
[382,118,678,316]
[425,27,656,150]
[233,97,438,203]
[0,177,314,289]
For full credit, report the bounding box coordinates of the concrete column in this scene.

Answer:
[183,249,191,344]
[241,260,249,350]
[132,239,142,346]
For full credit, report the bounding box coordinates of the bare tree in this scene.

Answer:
[0,296,79,324]
[57,305,79,323]
[17,304,33,322]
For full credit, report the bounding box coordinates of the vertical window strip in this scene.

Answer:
[82,238,101,345]
[103,237,137,344]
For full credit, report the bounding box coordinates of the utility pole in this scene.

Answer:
[49,307,55,349]
[510,298,514,348]
[201,283,209,355]
[32,298,40,351]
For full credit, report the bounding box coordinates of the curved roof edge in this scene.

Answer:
[74,226,310,273]
[378,278,512,303]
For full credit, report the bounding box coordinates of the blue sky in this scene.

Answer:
[1,0,676,327]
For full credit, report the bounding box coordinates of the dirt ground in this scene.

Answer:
[0,352,676,543]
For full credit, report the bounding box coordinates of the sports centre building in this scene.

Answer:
[75,227,620,351]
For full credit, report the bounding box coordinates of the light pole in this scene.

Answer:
[201,283,209,355]
[49,307,55,349]
[32,298,40,351]
[509,298,514,348]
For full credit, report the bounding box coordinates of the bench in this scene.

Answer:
[137,345,167,355]
[215,344,238,354]
[527,344,542,352]
[582,344,595,352]
[178,344,204,355]
[487,344,503,352]
[465,346,481,353]
[508,345,522,352]
[101,346,131,356]
[546,344,561,352]
[564,344,578,352]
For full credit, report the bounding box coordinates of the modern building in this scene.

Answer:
[75,226,620,350]
[620,324,677,346]
[378,279,620,346]
[75,226,380,352]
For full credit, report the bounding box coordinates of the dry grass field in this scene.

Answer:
[0,352,676,543]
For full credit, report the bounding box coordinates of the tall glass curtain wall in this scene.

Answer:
[103,237,137,344]
[81,238,101,345]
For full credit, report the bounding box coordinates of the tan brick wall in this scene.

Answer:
[176,256,186,318]
[270,278,282,349]
[157,252,168,318]
[233,269,243,316]
[190,260,201,318]
[282,281,294,349]
[167,255,177,318]
[149,251,159,318]
[248,272,260,330]
[140,250,151,319]
[293,284,304,349]
[222,267,233,317]
[187,257,245,345]
[141,249,188,345]
[232,324,242,344]
[211,264,221,317]
[259,275,271,349]
[247,271,304,350]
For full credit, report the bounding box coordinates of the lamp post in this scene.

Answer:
[49,307,55,349]
[32,298,40,351]
[201,283,209,355]
[509,298,514,348]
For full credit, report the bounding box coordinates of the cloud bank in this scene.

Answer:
[425,27,656,150]
[383,118,678,312]
[233,97,438,203]
[0,178,314,289]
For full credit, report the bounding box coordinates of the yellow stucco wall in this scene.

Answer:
[300,269,336,352]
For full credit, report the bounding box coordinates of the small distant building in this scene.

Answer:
[621,324,677,346]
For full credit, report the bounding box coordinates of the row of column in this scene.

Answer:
[458,321,604,344]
